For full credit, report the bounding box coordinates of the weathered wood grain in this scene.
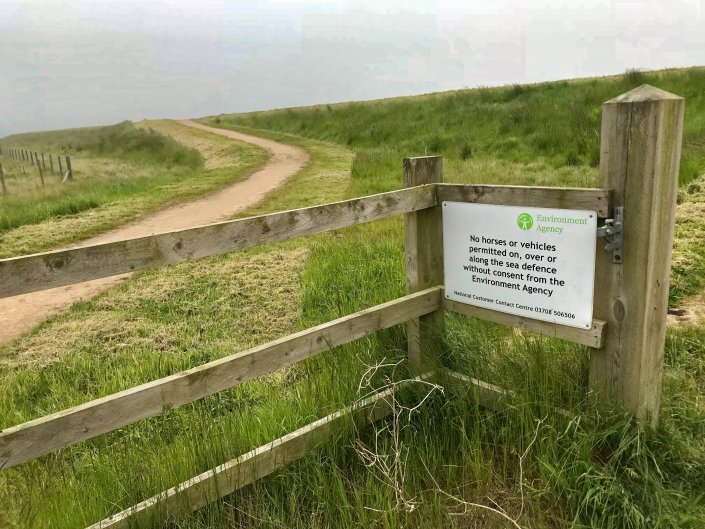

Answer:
[404,157,445,372]
[437,184,610,217]
[443,297,606,348]
[85,382,414,529]
[0,185,437,299]
[0,287,442,470]
[590,85,684,426]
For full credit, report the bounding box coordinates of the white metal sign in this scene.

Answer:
[443,202,597,329]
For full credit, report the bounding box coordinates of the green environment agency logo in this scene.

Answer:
[517,213,533,230]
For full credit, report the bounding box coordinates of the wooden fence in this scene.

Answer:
[0,85,684,528]
[0,145,73,188]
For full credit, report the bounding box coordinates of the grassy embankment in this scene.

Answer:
[196,67,705,529]
[2,68,705,528]
[0,125,356,528]
[0,120,268,257]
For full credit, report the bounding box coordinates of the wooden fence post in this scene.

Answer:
[404,156,444,372]
[58,155,63,175]
[38,162,45,186]
[0,163,6,195]
[64,155,73,182]
[590,85,685,426]
[49,154,54,174]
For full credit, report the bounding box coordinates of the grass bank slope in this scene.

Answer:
[0,132,355,528]
[204,67,705,305]
[197,68,705,528]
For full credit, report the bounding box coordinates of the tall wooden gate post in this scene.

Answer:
[590,85,685,426]
[404,156,444,372]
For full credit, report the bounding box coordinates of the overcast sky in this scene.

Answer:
[1,0,704,137]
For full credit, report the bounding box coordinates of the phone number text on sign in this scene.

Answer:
[442,202,597,329]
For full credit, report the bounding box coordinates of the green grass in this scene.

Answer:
[0,122,201,230]
[1,68,705,529]
[205,67,705,195]
[0,131,355,529]
[0,121,268,257]
[203,67,705,305]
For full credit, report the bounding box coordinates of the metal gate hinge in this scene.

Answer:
[596,206,624,263]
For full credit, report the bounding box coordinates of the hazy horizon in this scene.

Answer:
[2,0,704,138]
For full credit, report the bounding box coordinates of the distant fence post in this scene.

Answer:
[58,155,63,175]
[590,85,685,427]
[0,163,6,194]
[63,155,73,182]
[404,156,444,372]
[49,154,54,174]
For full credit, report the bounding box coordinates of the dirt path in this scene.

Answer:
[0,121,308,344]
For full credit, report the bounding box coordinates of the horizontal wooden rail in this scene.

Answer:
[0,183,610,299]
[91,368,569,528]
[443,297,606,348]
[436,184,610,218]
[443,369,570,417]
[442,369,509,411]
[0,185,437,299]
[0,287,442,470]
[86,379,422,529]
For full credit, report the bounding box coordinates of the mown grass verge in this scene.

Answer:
[0,120,268,257]
[0,132,355,529]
